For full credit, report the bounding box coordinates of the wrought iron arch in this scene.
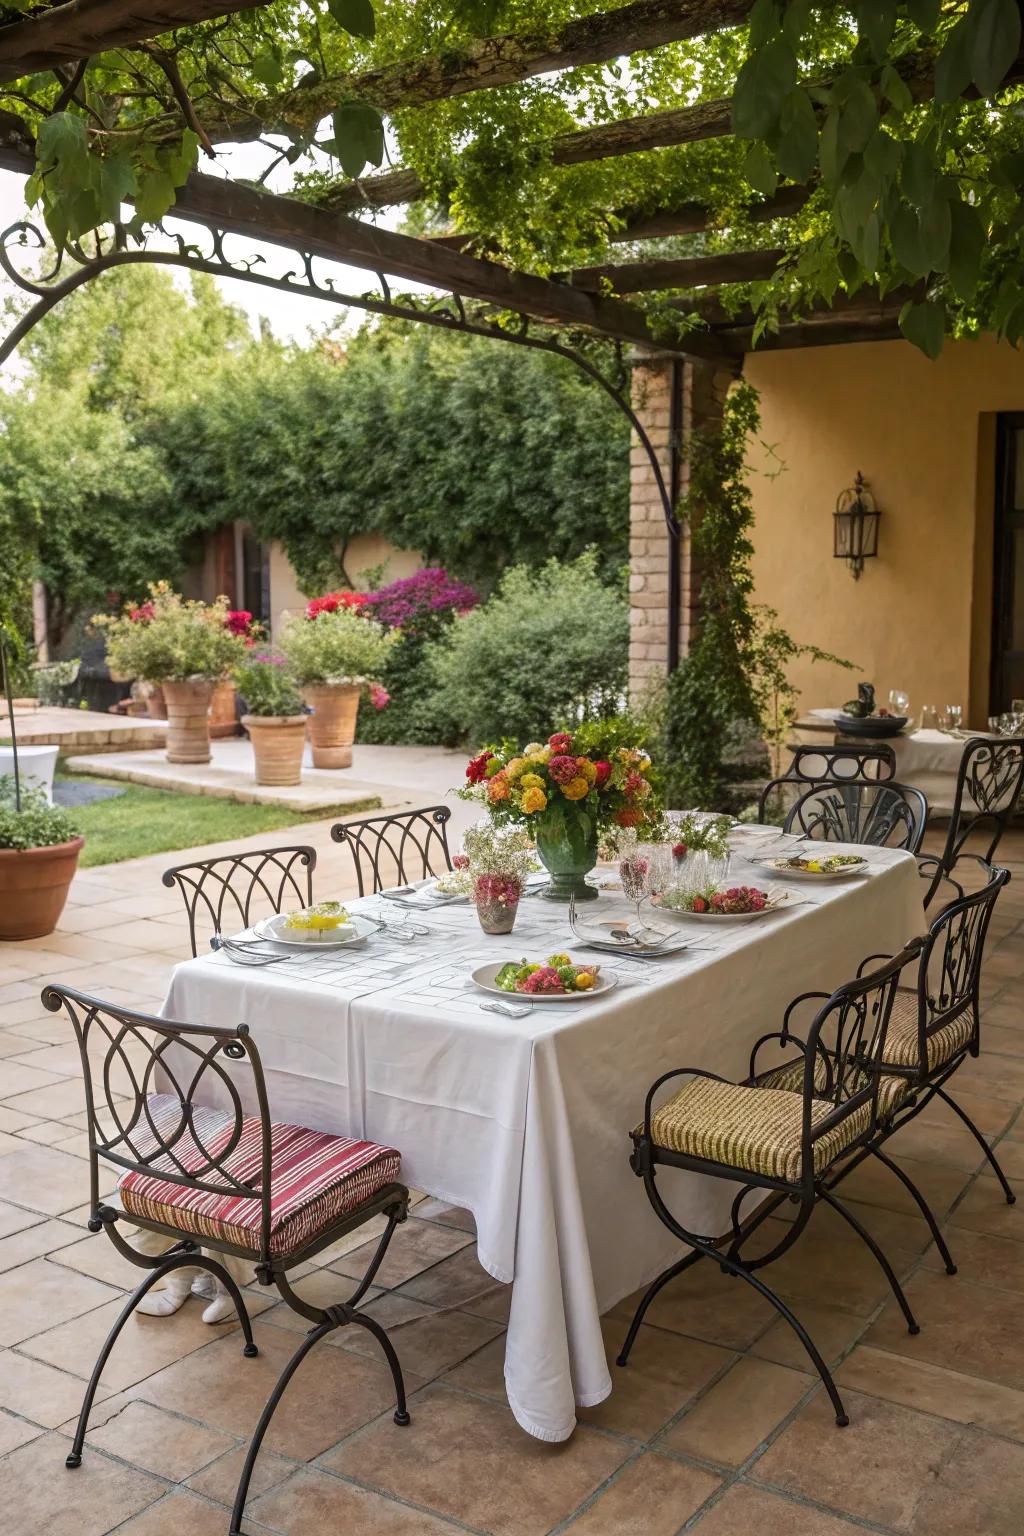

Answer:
[0,217,684,665]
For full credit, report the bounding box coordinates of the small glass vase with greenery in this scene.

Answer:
[234,651,305,718]
[93,583,248,683]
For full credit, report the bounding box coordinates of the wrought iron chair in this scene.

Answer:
[617,939,925,1428]
[42,983,411,1536]
[162,844,317,956]
[330,805,453,895]
[919,737,1024,906]
[783,780,928,853]
[757,745,897,823]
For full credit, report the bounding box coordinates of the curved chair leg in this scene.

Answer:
[869,1145,957,1274]
[819,1191,919,1334]
[616,1249,705,1367]
[66,1252,256,1470]
[229,1319,334,1536]
[347,1310,411,1425]
[934,1086,1017,1205]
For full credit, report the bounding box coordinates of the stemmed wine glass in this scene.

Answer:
[619,842,670,936]
[888,688,910,717]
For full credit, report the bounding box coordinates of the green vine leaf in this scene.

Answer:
[329,104,385,179]
[326,0,376,41]
[899,297,946,358]
[948,198,985,297]
[775,87,818,182]
[744,141,778,196]
[970,0,1022,97]
[732,36,798,139]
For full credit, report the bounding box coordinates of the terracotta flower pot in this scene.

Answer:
[143,683,167,720]
[301,683,361,769]
[163,678,215,765]
[242,714,308,786]
[210,679,241,739]
[0,837,84,940]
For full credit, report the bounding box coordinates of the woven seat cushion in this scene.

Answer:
[118,1094,401,1256]
[758,1056,909,1119]
[880,988,975,1072]
[647,1076,872,1183]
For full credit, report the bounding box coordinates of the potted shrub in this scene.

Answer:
[235,651,308,786]
[0,780,83,939]
[280,602,398,769]
[93,584,246,764]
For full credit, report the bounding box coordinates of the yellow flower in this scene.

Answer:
[562,776,590,801]
[528,746,553,764]
[576,757,597,784]
[523,742,544,756]
[521,787,548,814]
[505,756,527,779]
[520,772,544,790]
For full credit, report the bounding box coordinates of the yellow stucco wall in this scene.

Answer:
[268,535,422,631]
[744,333,1024,728]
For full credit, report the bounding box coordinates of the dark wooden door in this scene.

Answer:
[991,414,1024,713]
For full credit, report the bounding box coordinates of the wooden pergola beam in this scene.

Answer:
[0,0,271,81]
[738,317,905,350]
[565,247,787,292]
[609,183,811,242]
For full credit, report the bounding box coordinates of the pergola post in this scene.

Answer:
[628,355,733,694]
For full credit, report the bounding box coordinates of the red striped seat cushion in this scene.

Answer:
[118,1094,401,1257]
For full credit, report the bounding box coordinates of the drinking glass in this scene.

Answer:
[988,716,1003,735]
[920,705,938,730]
[1001,713,1016,734]
[619,844,652,933]
[943,705,962,732]
[1013,699,1024,716]
[888,689,910,716]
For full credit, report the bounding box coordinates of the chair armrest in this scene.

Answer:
[856,951,892,977]
[640,1067,727,1140]
[749,1028,808,1082]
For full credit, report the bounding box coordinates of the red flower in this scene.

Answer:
[593,760,612,787]
[224,609,254,637]
[466,751,494,784]
[624,770,647,797]
[128,601,155,624]
[306,591,368,620]
[616,807,642,828]
[548,732,573,753]
[691,895,709,914]
[548,754,578,785]
[672,842,688,860]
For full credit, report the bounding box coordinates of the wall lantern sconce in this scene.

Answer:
[833,471,881,579]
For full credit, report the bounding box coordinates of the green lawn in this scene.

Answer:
[59,775,379,868]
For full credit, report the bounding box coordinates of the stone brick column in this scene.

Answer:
[628,355,734,696]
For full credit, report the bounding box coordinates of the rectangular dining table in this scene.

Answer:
[161,836,927,1442]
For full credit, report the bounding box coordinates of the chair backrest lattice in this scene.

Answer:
[926,739,1024,902]
[758,746,896,824]
[784,780,928,854]
[330,806,453,896]
[162,845,317,956]
[911,865,1010,1073]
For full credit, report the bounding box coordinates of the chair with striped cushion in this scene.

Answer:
[617,940,925,1428]
[41,984,411,1536]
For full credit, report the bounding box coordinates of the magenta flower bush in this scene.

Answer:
[364,568,479,632]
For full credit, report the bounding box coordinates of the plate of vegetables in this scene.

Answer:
[755,853,868,880]
[651,886,792,922]
[473,954,617,1002]
[255,903,375,949]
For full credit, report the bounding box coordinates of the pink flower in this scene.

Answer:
[548,732,573,753]
[593,760,612,788]
[452,854,470,870]
[224,609,254,637]
[474,873,521,908]
[128,601,155,624]
[369,683,390,710]
[548,754,578,785]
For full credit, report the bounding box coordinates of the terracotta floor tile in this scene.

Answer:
[0,1142,99,1217]
[985,1023,1024,1056]
[88,1399,235,1482]
[864,1270,1024,1389]
[981,1136,1024,1178]
[879,1115,989,1172]
[908,1426,1024,1534]
[914,1088,1017,1139]
[395,1242,505,1310]
[103,1490,229,1536]
[661,1357,812,1467]
[752,1223,919,1320]
[750,1302,866,1374]
[248,1467,464,1534]
[692,1484,872,1534]
[0,1256,116,1346]
[0,1059,68,1100]
[837,1343,1024,1441]
[0,1348,117,1428]
[332,1296,505,1383]
[921,1225,1024,1291]
[0,1407,44,1456]
[0,1218,82,1272]
[751,1388,962,1530]
[947,1177,1024,1239]
[563,1453,720,1535]
[321,1383,632,1536]
[414,1198,476,1233]
[128,1323,425,1460]
[21,1294,235,1391]
[186,1442,297,1506]
[329,1215,472,1289]
[0,1431,162,1535]
[48,1233,145,1289]
[576,1319,734,1440]
[829,1153,969,1220]
[606,1263,776,1352]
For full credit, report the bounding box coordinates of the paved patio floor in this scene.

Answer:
[1,821,1023,1534]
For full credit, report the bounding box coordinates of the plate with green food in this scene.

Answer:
[754,853,869,880]
[651,885,792,922]
[473,954,617,1003]
[255,903,376,949]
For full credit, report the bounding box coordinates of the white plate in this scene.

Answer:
[650,890,793,923]
[471,962,617,1003]
[752,857,868,881]
[254,913,375,950]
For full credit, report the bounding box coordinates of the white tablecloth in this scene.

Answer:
[161,838,926,1441]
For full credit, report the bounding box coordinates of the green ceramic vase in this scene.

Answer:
[535,815,600,902]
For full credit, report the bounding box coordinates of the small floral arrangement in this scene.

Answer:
[437,822,536,900]
[92,583,247,683]
[495,954,600,995]
[234,650,305,717]
[306,591,369,619]
[659,884,770,915]
[670,812,732,862]
[279,605,399,687]
[459,727,663,844]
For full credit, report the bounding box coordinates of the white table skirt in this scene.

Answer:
[161,840,926,1441]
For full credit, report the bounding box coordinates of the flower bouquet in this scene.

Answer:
[438,821,537,934]
[459,725,663,902]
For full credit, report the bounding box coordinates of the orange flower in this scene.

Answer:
[616,807,642,828]
[487,774,511,803]
[576,757,597,785]
[522,786,548,814]
[562,776,590,801]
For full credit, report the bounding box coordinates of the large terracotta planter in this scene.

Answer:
[142,683,167,720]
[242,714,307,786]
[210,679,241,739]
[163,678,215,764]
[301,683,361,769]
[0,837,84,940]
